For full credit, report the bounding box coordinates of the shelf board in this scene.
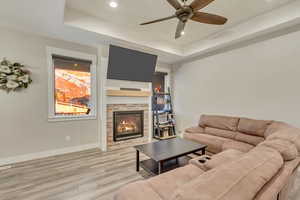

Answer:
[154,92,171,96]
[106,89,152,97]
[154,135,177,140]
[156,124,174,128]
[140,157,189,175]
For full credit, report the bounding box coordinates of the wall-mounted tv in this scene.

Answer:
[107,45,158,82]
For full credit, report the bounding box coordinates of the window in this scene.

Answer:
[152,72,167,93]
[152,72,168,111]
[47,47,97,121]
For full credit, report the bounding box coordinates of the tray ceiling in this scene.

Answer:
[66,0,295,49]
[0,0,299,64]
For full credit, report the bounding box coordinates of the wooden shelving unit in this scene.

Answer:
[152,88,176,140]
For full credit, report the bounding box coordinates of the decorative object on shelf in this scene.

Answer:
[154,86,162,93]
[0,58,32,92]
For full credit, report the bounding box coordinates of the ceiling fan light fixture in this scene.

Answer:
[109,1,118,8]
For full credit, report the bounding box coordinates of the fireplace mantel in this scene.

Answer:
[106,89,151,97]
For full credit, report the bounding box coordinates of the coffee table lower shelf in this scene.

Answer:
[140,156,190,175]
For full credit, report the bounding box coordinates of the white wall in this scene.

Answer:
[0,29,99,160]
[173,30,300,134]
[0,28,172,162]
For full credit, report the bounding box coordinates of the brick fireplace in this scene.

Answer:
[107,104,149,150]
[98,60,171,151]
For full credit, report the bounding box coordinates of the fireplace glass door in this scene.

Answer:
[113,111,144,141]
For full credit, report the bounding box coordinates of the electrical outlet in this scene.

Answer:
[65,136,71,142]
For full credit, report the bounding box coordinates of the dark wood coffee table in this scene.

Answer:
[134,138,207,175]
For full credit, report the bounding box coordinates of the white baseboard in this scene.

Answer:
[0,143,100,166]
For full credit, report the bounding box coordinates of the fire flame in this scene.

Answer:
[118,120,137,133]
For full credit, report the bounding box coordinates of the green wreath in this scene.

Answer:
[0,58,32,92]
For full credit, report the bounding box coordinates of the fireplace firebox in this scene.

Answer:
[113,110,144,142]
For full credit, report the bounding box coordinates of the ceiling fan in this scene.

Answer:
[140,0,228,39]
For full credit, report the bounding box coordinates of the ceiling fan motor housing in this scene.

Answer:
[176,6,193,22]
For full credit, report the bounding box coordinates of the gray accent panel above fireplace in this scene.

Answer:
[107,45,157,82]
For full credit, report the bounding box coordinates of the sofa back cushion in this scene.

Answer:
[173,146,283,200]
[267,127,300,153]
[205,127,236,140]
[235,132,264,146]
[199,115,239,131]
[258,139,298,161]
[264,121,291,138]
[222,140,254,153]
[238,118,272,137]
[185,126,205,134]
[254,157,300,200]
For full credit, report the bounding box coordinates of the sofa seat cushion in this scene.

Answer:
[115,181,163,200]
[235,132,264,146]
[147,164,204,200]
[190,149,244,171]
[172,146,283,200]
[204,127,237,139]
[199,115,240,131]
[238,118,272,137]
[185,126,204,134]
[184,133,230,153]
[222,140,255,153]
[254,157,300,200]
[259,139,298,161]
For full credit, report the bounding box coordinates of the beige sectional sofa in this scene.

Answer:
[115,115,300,200]
[185,115,289,154]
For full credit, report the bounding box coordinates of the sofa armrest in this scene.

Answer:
[189,155,211,171]
[190,149,244,171]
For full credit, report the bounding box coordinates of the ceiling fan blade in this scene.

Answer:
[191,12,227,25]
[167,0,182,10]
[190,0,215,11]
[140,15,177,25]
[175,20,186,39]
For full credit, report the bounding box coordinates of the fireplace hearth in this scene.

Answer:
[113,110,144,142]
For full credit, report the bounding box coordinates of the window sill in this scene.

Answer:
[48,115,97,122]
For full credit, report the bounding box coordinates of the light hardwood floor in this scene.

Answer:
[0,148,299,200]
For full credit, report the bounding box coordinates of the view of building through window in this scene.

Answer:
[53,56,91,116]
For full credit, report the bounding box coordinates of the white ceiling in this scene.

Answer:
[66,0,295,50]
[0,0,300,64]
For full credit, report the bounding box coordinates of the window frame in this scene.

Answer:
[47,47,97,121]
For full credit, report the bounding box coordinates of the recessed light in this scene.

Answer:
[109,1,118,8]
[181,31,185,36]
